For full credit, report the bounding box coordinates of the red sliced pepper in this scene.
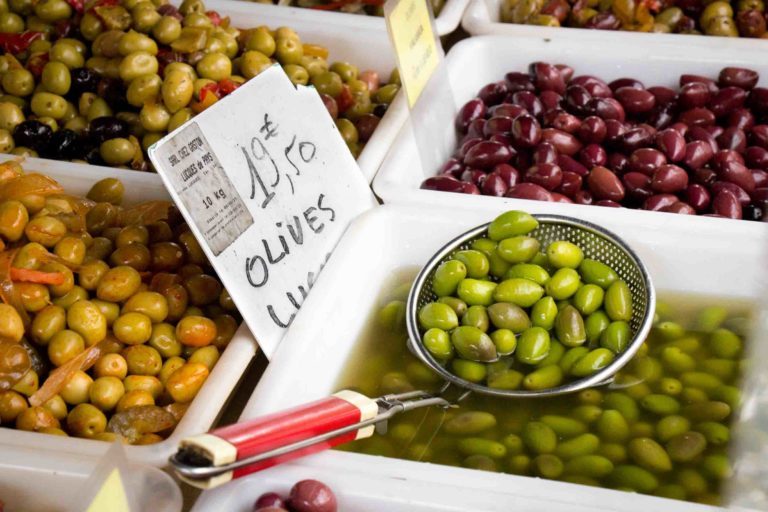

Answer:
[192,83,221,113]
[218,78,240,96]
[0,32,43,55]
[205,10,222,26]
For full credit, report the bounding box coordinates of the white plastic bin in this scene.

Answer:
[372,35,768,225]
[0,441,182,512]
[194,202,768,512]
[0,157,260,467]
[462,0,768,48]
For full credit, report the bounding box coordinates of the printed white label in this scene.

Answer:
[149,65,376,357]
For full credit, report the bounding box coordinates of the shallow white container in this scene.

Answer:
[462,0,768,47]
[10,0,406,184]
[0,441,182,512]
[194,202,768,511]
[0,158,260,467]
[372,35,768,225]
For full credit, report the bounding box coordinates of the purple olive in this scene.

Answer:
[717,127,747,152]
[683,140,714,170]
[678,82,711,110]
[693,167,718,186]
[684,184,712,212]
[651,164,689,193]
[504,72,535,93]
[745,146,768,169]
[711,190,742,219]
[571,76,612,98]
[710,149,745,173]
[511,91,544,119]
[464,141,513,168]
[604,119,627,146]
[579,143,607,168]
[621,125,655,153]
[289,480,337,512]
[669,122,689,136]
[478,81,509,106]
[550,112,582,134]
[656,128,686,162]
[541,0,570,22]
[590,97,625,122]
[644,193,679,211]
[455,98,486,133]
[490,103,528,119]
[577,116,607,144]
[525,163,563,190]
[421,176,465,193]
[504,183,554,201]
[255,493,287,510]
[726,108,755,131]
[542,128,582,156]
[709,87,747,118]
[494,163,521,186]
[647,105,676,130]
[718,160,756,193]
[533,142,558,165]
[648,86,677,107]
[529,62,566,94]
[614,87,656,115]
[482,172,509,196]
[718,67,759,91]
[712,181,751,206]
[564,84,593,116]
[607,152,630,174]
[687,126,719,153]
[587,166,625,201]
[628,148,667,176]
[678,107,716,127]
[511,115,542,148]
[483,116,514,137]
[558,154,589,176]
[680,74,719,95]
[623,172,653,202]
[609,78,644,92]
[540,90,563,113]
[557,171,583,196]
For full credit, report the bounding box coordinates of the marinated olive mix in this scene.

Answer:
[500,0,768,38]
[253,479,337,512]
[423,63,768,221]
[0,162,241,444]
[417,211,633,390]
[338,271,750,506]
[0,0,399,169]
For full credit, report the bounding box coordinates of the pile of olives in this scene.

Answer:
[0,0,399,169]
[501,0,768,37]
[253,0,444,17]
[0,164,240,444]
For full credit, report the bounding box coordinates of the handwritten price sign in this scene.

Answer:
[149,65,376,357]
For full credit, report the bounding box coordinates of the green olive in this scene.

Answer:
[196,52,231,81]
[113,312,153,345]
[30,91,68,119]
[274,37,303,65]
[30,304,66,345]
[0,12,24,33]
[0,102,24,132]
[2,68,34,97]
[161,69,194,113]
[89,376,125,411]
[126,73,161,107]
[94,353,128,380]
[67,403,107,438]
[99,137,135,165]
[139,102,170,132]
[119,51,159,82]
[122,344,162,376]
[60,370,93,405]
[153,15,182,45]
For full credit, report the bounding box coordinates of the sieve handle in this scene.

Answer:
[171,390,379,488]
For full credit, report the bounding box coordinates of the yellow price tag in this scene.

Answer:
[86,468,130,512]
[385,0,441,108]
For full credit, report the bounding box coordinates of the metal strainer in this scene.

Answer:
[406,213,656,398]
[170,213,656,488]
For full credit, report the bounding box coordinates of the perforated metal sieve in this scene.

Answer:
[406,213,656,398]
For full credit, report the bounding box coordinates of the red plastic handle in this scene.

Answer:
[181,391,377,483]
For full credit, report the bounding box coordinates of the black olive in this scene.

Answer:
[97,77,128,111]
[88,117,130,144]
[69,67,100,99]
[43,129,83,160]
[743,204,764,221]
[373,104,388,118]
[13,120,52,152]
[84,146,105,165]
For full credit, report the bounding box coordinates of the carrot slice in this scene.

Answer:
[10,267,66,285]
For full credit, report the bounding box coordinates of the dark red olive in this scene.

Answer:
[687,126,719,153]
[680,74,719,95]
[749,88,768,116]
[541,128,582,156]
[525,163,563,190]
[711,190,742,219]
[726,108,755,131]
[607,152,630,175]
[646,105,676,130]
[712,181,751,206]
[462,182,481,194]
[703,125,724,140]
[709,87,747,118]
[542,0,570,22]
[628,148,667,176]
[745,146,768,169]
[737,9,767,39]
[489,134,515,151]
[439,158,463,179]
[571,76,612,98]
[464,141,513,168]
[678,82,711,110]
[483,116,514,137]
[556,171,583,196]
[481,172,509,196]
[421,176,465,193]
[579,143,607,168]
[493,163,521,187]
[693,167,717,186]
[661,202,696,215]
[750,125,768,149]
[551,192,574,203]
[621,125,655,153]
[504,183,554,201]
[255,493,287,509]
[461,168,487,186]
[577,116,607,144]
[595,199,622,208]
[478,81,510,106]
[289,480,337,512]
[574,189,594,205]
[504,72,535,93]
[466,118,486,139]
[558,154,589,176]
[717,127,747,153]
[511,91,543,119]
[644,193,679,211]
[550,112,582,134]
[555,64,575,82]
[710,149,744,173]
[529,62,566,94]
[623,172,653,202]
[514,151,532,171]
[651,164,689,193]
[584,11,621,29]
[753,187,768,208]
[751,169,768,188]
[540,90,563,113]
[609,78,644,92]
[656,128,686,162]
[457,137,483,160]
[604,120,627,146]
[490,103,528,119]
[321,94,338,120]
[718,67,759,91]
[678,108,716,127]
[511,115,542,148]
[356,114,379,142]
[564,85,593,116]
[455,98,486,133]
[533,142,558,165]
[648,86,677,107]
[590,97,625,122]
[718,160,756,193]
[684,184,712,212]
[614,87,656,115]
[683,140,714,170]
[669,122,689,136]
[587,166,624,201]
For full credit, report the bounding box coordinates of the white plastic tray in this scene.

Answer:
[7,0,407,185]
[0,441,182,512]
[197,202,768,512]
[372,35,768,226]
[462,0,768,48]
[0,157,260,467]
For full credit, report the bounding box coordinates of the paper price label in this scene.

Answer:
[385,0,442,108]
[150,65,376,357]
